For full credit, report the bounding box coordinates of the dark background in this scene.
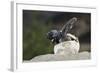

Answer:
[23,10,91,60]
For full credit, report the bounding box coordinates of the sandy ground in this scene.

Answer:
[24,51,90,62]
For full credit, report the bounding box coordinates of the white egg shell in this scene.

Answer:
[54,40,80,55]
